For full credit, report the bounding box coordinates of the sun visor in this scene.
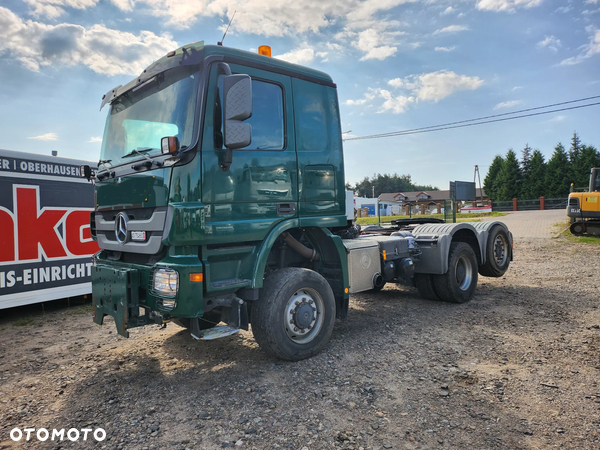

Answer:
[100,41,206,111]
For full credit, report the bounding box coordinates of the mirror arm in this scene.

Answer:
[217,62,232,76]
[219,148,233,172]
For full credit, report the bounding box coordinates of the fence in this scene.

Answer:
[492,197,567,212]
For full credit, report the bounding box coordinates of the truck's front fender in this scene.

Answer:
[251,218,300,288]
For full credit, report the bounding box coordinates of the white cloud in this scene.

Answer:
[274,45,315,64]
[560,29,600,65]
[345,90,376,106]
[494,100,522,109]
[412,70,483,102]
[347,70,483,114]
[441,6,454,15]
[435,46,456,52]
[0,7,177,75]
[88,136,102,143]
[547,114,566,123]
[476,0,543,12]
[433,25,469,34]
[351,26,403,61]
[19,0,415,62]
[28,132,58,141]
[537,35,561,52]
[24,0,99,18]
[378,89,414,113]
[555,5,572,13]
[586,0,599,3]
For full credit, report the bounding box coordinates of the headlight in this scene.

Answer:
[153,268,179,298]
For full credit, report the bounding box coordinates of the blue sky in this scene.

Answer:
[1,0,599,189]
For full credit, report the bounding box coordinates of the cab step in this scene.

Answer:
[191,325,240,341]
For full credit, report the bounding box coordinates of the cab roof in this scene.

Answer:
[101,40,335,110]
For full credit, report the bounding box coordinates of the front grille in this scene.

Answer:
[569,198,579,206]
[98,207,155,221]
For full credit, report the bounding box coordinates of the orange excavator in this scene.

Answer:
[567,167,600,236]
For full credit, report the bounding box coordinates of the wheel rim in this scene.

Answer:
[284,288,324,344]
[455,255,473,291]
[492,234,508,267]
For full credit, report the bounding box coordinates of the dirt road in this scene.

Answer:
[1,226,599,450]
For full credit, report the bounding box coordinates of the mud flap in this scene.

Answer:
[92,265,148,338]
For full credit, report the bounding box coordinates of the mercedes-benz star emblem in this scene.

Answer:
[115,212,128,245]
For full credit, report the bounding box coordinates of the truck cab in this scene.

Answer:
[91,42,350,359]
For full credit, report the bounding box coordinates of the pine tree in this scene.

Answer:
[545,143,571,198]
[578,145,600,189]
[520,144,533,198]
[569,132,584,187]
[523,150,546,199]
[497,150,522,201]
[483,155,504,201]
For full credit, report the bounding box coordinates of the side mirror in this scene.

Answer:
[223,74,252,149]
[80,164,94,181]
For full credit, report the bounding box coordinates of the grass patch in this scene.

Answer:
[556,219,600,244]
[13,317,35,326]
[65,304,94,315]
[356,211,505,226]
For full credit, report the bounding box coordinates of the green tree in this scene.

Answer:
[497,150,522,201]
[520,144,533,198]
[578,144,600,189]
[483,155,504,201]
[521,150,546,199]
[352,173,438,197]
[545,143,571,198]
[569,132,585,188]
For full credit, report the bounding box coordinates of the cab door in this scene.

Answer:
[200,63,297,289]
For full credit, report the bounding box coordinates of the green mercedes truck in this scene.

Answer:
[87,41,512,361]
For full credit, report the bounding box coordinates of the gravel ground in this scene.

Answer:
[1,234,599,450]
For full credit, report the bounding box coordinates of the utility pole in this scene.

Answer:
[474,165,482,206]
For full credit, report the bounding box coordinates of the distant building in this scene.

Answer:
[378,189,487,215]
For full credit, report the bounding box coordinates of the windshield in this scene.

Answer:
[100,65,200,168]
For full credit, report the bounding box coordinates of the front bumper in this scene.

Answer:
[92,265,149,337]
[92,254,205,337]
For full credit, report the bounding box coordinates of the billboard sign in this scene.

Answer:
[0,149,99,309]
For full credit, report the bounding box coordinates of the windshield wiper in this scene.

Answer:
[122,147,155,159]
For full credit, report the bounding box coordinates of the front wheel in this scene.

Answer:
[251,268,336,361]
[433,242,478,303]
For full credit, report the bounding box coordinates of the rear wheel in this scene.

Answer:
[433,242,478,303]
[479,225,511,277]
[414,273,440,301]
[251,268,336,361]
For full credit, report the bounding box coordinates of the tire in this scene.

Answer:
[251,268,336,361]
[172,312,220,330]
[479,225,511,277]
[570,222,586,236]
[414,273,440,301]
[433,242,478,303]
